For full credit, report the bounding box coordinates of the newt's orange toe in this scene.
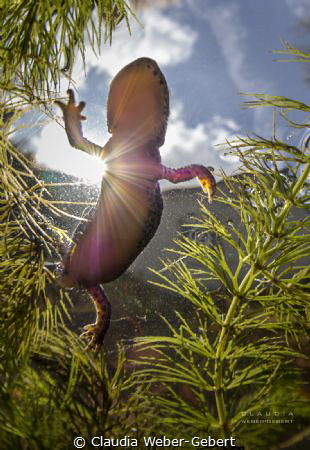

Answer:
[198,177,215,203]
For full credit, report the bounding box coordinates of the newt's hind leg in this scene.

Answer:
[80,285,111,351]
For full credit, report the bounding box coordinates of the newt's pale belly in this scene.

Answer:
[62,143,163,287]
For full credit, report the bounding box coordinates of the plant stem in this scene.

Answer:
[274,160,310,233]
[214,266,255,437]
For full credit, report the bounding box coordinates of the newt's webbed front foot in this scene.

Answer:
[56,89,102,154]
[80,285,111,351]
[55,89,86,122]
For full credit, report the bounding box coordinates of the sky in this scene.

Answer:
[27,0,310,188]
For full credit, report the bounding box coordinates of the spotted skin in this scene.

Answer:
[56,57,215,351]
[81,285,111,349]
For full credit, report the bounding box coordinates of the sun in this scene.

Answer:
[76,153,108,185]
[34,122,107,185]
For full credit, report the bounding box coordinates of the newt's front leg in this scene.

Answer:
[160,164,216,202]
[55,89,104,156]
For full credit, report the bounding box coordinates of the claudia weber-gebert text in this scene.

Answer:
[91,436,236,447]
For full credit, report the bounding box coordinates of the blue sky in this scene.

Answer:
[31,0,310,187]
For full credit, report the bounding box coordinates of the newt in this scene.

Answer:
[56,57,216,350]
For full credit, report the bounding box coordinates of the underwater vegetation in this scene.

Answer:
[1,49,309,449]
[0,1,309,448]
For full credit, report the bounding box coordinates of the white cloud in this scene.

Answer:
[161,101,241,189]
[69,7,197,88]
[188,0,253,91]
[189,0,274,136]
[203,5,253,92]
[285,0,310,18]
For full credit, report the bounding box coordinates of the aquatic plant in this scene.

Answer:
[130,45,310,449]
[0,0,134,96]
[0,1,309,446]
